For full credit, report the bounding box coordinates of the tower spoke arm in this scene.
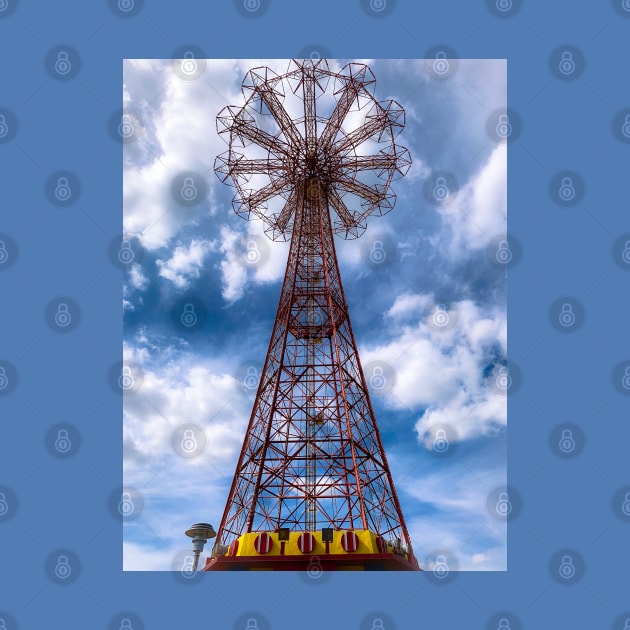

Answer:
[258,87,303,149]
[339,155,395,172]
[318,80,360,149]
[331,115,388,155]
[327,186,355,228]
[334,176,383,206]
[276,186,300,232]
[246,177,292,208]
[302,70,317,153]
[233,117,290,157]
[230,158,285,175]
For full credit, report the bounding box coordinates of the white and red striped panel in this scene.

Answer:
[254,532,273,554]
[297,532,316,553]
[228,539,239,557]
[340,531,360,552]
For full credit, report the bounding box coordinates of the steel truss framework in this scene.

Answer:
[214,59,414,554]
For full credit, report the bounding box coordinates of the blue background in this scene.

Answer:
[1,1,629,629]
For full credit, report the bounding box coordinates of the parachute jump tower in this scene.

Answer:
[203,59,418,571]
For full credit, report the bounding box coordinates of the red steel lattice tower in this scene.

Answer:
[206,59,417,571]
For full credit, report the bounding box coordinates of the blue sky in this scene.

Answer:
[121,58,507,571]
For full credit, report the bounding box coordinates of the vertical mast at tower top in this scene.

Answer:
[204,59,417,571]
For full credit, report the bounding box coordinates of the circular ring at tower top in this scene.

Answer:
[214,59,411,240]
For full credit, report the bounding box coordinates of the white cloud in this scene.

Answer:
[386,293,433,320]
[128,264,149,291]
[123,541,176,571]
[217,225,248,303]
[156,238,214,289]
[401,463,506,570]
[361,295,506,444]
[217,222,290,304]
[122,340,256,570]
[123,60,237,251]
[438,142,507,259]
[123,361,248,471]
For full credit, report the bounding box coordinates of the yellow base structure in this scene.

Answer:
[203,529,419,571]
